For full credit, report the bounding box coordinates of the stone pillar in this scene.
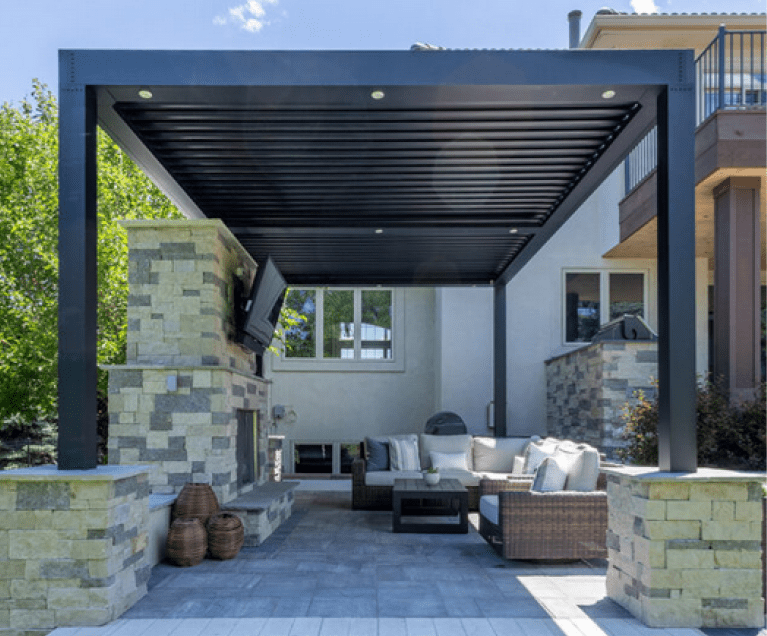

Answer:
[0,466,150,635]
[606,466,765,628]
[106,220,271,504]
[713,177,762,402]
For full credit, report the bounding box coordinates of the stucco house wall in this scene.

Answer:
[265,287,437,464]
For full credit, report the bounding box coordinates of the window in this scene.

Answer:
[283,288,394,361]
[564,270,647,344]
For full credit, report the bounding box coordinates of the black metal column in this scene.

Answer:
[58,79,99,470]
[656,81,697,472]
[493,283,507,437]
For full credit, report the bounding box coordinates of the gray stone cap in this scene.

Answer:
[119,218,256,269]
[0,464,151,481]
[602,465,767,483]
[545,340,656,364]
[149,493,178,510]
[100,364,272,384]
[222,481,299,512]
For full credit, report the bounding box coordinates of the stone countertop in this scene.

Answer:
[222,481,299,512]
[0,464,152,480]
[602,465,767,482]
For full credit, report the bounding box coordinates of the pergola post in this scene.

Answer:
[655,81,698,472]
[57,78,99,470]
[493,283,507,437]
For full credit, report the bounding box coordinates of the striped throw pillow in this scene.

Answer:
[388,435,421,471]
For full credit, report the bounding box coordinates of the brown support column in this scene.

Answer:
[713,177,762,402]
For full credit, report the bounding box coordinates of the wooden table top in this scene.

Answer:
[392,478,467,494]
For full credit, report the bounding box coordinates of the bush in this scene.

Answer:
[618,380,766,471]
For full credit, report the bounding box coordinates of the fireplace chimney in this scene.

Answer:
[568,10,582,49]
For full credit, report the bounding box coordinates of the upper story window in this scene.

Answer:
[564,270,647,344]
[279,288,397,368]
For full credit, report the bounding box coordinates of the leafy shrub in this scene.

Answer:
[618,380,766,471]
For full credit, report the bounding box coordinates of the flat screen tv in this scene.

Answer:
[238,256,287,355]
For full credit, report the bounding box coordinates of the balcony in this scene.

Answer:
[611,27,766,257]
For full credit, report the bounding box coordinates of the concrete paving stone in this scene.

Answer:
[198,596,278,618]
[377,596,449,618]
[442,598,482,618]
[259,617,295,636]
[271,597,311,617]
[288,617,322,636]
[197,617,240,636]
[317,617,352,636]
[475,597,549,619]
[307,597,378,617]
[251,576,318,597]
[574,597,633,619]
[348,617,379,636]
[227,618,269,636]
[436,581,505,599]
[485,618,524,635]
[313,588,377,600]
[433,617,469,636]
[406,617,438,636]
[378,617,408,636]
[511,618,565,636]
[166,617,211,636]
[459,618,497,636]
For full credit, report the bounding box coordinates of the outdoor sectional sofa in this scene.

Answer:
[352,433,610,560]
[352,434,532,511]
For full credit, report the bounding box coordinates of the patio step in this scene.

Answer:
[221,481,299,546]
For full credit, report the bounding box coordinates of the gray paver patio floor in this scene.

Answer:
[50,486,763,636]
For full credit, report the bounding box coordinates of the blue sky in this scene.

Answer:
[1,0,764,105]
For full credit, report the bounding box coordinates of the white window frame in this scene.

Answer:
[273,287,405,372]
[562,268,649,345]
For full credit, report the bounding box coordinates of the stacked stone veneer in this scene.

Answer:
[606,467,765,628]
[0,466,150,636]
[545,341,657,457]
[106,220,272,505]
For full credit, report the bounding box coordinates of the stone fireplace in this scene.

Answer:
[105,220,272,505]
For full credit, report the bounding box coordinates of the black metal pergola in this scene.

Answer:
[58,48,698,472]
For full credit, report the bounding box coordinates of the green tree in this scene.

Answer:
[0,81,182,424]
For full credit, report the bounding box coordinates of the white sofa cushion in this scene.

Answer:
[479,495,499,526]
[472,471,518,481]
[523,438,559,474]
[365,470,424,486]
[531,456,568,492]
[472,437,530,473]
[565,446,601,491]
[389,435,421,471]
[430,451,470,471]
[420,434,473,470]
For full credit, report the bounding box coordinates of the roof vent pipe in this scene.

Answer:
[568,10,582,48]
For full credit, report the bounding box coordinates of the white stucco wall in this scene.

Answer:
[265,287,437,448]
[503,169,709,436]
[434,287,494,436]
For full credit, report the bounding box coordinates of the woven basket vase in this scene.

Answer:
[207,512,245,560]
[166,518,207,567]
[173,483,220,526]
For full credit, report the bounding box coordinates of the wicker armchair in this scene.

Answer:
[478,474,608,560]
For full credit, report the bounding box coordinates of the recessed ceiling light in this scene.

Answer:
[375,228,384,234]
[138,89,153,99]
[601,90,616,99]
[509,228,518,234]
[371,90,385,100]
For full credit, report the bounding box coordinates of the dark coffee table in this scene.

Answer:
[392,478,468,534]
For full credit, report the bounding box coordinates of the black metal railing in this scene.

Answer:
[624,27,766,197]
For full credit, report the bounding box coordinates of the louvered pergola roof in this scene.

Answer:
[87,49,672,286]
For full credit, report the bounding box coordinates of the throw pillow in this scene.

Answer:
[523,439,559,474]
[472,436,529,473]
[531,456,567,492]
[512,455,526,475]
[364,437,390,472]
[565,446,601,491]
[388,435,421,471]
[429,451,469,471]
[419,434,473,470]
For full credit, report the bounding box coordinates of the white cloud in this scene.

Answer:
[214,0,279,32]
[630,0,659,13]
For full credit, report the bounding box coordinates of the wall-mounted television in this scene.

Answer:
[237,256,287,355]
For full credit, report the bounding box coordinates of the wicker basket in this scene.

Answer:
[207,512,245,560]
[173,483,220,526]
[166,518,207,567]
